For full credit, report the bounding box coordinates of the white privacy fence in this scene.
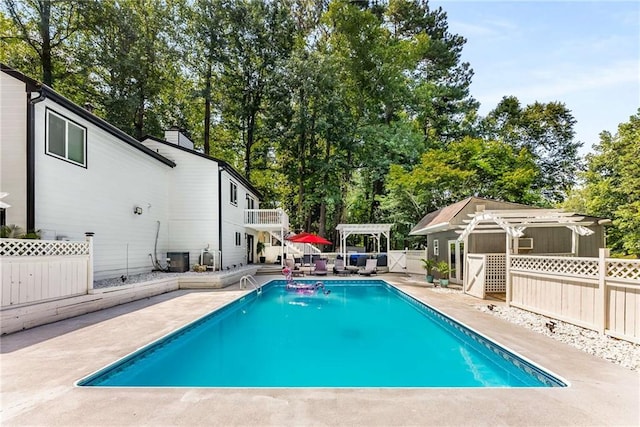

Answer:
[0,234,94,308]
[508,249,640,344]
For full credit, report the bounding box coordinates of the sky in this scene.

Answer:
[430,0,640,157]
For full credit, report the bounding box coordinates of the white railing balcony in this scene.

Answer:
[244,208,289,230]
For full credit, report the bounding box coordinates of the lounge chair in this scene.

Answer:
[333,258,350,276]
[313,259,328,276]
[285,258,304,276]
[358,258,378,276]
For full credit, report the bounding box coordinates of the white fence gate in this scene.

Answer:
[0,235,93,308]
[388,250,427,275]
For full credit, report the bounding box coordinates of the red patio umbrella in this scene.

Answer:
[287,233,332,245]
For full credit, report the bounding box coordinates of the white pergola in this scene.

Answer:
[335,223,393,261]
[456,209,595,255]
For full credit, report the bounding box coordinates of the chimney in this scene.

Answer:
[164,126,194,150]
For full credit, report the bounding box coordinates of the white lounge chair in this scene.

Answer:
[333,259,350,276]
[358,258,377,276]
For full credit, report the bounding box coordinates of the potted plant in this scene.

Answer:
[256,241,266,263]
[421,258,437,283]
[434,260,454,287]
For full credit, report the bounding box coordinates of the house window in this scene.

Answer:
[235,232,241,246]
[46,109,87,167]
[230,181,238,205]
[433,239,439,256]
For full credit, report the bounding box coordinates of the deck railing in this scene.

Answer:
[244,208,289,229]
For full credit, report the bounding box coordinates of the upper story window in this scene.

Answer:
[46,109,87,167]
[230,181,238,205]
[246,195,255,209]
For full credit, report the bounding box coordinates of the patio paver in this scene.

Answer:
[1,274,638,426]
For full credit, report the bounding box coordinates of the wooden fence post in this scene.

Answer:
[597,247,609,334]
[85,232,94,291]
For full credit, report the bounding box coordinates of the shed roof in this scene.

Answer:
[409,197,608,236]
[409,197,532,235]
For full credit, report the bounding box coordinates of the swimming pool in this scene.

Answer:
[78,280,566,388]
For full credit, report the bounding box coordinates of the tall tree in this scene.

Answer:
[1,0,87,87]
[186,0,228,155]
[217,0,296,178]
[483,96,582,204]
[563,110,640,256]
[380,136,539,246]
[82,0,182,138]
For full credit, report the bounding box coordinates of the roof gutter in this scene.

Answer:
[409,222,451,236]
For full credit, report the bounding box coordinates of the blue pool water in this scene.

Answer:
[78,280,566,388]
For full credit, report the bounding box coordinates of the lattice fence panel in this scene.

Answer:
[607,259,640,281]
[485,254,506,292]
[511,256,599,278]
[0,238,89,257]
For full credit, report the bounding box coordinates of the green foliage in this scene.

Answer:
[483,96,582,204]
[564,110,640,256]
[380,136,540,237]
[421,258,436,275]
[0,224,23,238]
[2,0,601,253]
[0,225,40,239]
[434,260,453,279]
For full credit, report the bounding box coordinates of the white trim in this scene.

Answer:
[45,108,87,168]
[457,209,595,242]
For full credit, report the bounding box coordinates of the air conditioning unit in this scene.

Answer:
[167,252,190,273]
[518,238,533,250]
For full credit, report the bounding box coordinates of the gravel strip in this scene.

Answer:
[427,286,640,371]
[93,270,239,289]
[477,303,640,371]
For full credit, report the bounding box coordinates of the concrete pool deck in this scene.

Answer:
[1,274,639,426]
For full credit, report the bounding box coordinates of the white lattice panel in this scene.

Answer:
[511,256,599,278]
[607,259,640,282]
[0,238,89,257]
[485,254,506,292]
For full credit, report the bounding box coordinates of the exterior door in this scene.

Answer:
[448,240,465,284]
[246,234,254,264]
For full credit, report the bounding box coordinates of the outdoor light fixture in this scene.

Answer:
[133,206,143,215]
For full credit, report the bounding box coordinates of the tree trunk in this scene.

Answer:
[203,63,212,155]
[40,0,53,86]
[245,111,255,179]
[134,90,145,139]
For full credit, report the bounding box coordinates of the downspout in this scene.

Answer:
[218,165,224,270]
[27,88,47,232]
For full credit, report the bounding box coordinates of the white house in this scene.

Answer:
[0,64,286,280]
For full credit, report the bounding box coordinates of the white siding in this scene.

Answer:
[0,72,28,229]
[220,170,255,269]
[140,139,219,267]
[33,100,171,280]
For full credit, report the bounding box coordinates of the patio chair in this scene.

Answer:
[313,259,328,276]
[358,258,378,276]
[333,258,350,276]
[285,258,304,276]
